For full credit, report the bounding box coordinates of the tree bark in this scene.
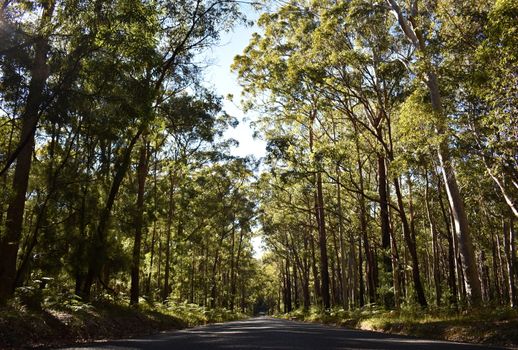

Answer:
[504,217,517,307]
[394,177,427,307]
[308,110,330,310]
[230,225,244,311]
[436,115,482,306]
[162,170,176,302]
[389,217,401,309]
[285,258,292,312]
[496,233,510,303]
[356,139,375,304]
[386,0,482,306]
[315,170,331,310]
[130,140,149,305]
[359,233,365,307]
[309,230,321,303]
[0,0,55,303]
[82,128,143,299]
[425,173,441,306]
[146,148,159,296]
[302,231,311,311]
[491,231,503,302]
[438,175,458,305]
[336,163,352,309]
[378,155,393,308]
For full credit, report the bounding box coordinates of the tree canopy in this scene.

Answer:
[0,0,516,318]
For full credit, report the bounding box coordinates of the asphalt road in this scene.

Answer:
[58,317,507,350]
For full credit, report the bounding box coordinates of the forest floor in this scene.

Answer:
[282,306,518,348]
[0,298,246,349]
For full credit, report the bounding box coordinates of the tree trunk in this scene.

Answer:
[309,232,321,303]
[189,252,195,303]
[0,0,55,303]
[479,251,490,302]
[425,176,441,306]
[308,110,330,310]
[146,148,159,296]
[504,217,517,307]
[386,0,482,306]
[316,170,331,310]
[491,231,503,303]
[389,219,401,309]
[330,210,344,307]
[162,170,176,302]
[302,271,310,311]
[336,163,351,309]
[285,258,292,312]
[394,176,427,307]
[496,233,510,303]
[130,140,149,305]
[230,226,244,311]
[356,139,375,304]
[82,128,143,299]
[378,155,393,307]
[436,124,482,306]
[210,231,227,308]
[438,175,458,305]
[359,233,365,307]
[302,232,311,311]
[293,260,300,309]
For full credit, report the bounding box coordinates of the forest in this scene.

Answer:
[0,0,517,343]
[0,0,266,312]
[236,0,518,313]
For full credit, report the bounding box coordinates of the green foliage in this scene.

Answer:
[0,297,246,348]
[233,0,517,319]
[0,0,263,316]
[392,89,443,172]
[1,2,517,347]
[279,305,518,346]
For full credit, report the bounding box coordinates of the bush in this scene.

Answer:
[15,286,43,311]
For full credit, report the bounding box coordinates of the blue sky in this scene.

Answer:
[203,7,267,160]
[202,6,267,258]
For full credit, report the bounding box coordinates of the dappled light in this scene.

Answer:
[60,318,500,349]
[0,0,517,348]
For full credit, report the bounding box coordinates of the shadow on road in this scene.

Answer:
[58,317,508,350]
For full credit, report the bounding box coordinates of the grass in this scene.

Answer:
[0,294,247,349]
[279,305,518,348]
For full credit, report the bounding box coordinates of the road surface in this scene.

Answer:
[58,317,507,349]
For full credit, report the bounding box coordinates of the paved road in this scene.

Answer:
[59,317,507,349]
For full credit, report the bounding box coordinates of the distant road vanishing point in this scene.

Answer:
[58,317,508,350]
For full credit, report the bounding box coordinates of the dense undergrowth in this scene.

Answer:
[279,305,518,348]
[0,292,247,349]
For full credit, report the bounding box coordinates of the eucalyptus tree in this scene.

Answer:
[258,169,318,311]
[234,1,338,309]
[152,92,228,302]
[0,0,110,303]
[383,0,484,305]
[307,0,430,307]
[474,0,518,220]
[159,155,257,308]
[81,0,245,301]
[235,0,433,309]
[0,0,248,304]
[478,1,518,306]
[439,0,518,306]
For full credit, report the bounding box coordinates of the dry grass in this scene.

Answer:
[281,306,518,348]
[0,299,246,349]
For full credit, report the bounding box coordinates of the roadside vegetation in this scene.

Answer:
[279,306,518,347]
[0,0,516,348]
[0,293,246,349]
[238,1,518,347]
